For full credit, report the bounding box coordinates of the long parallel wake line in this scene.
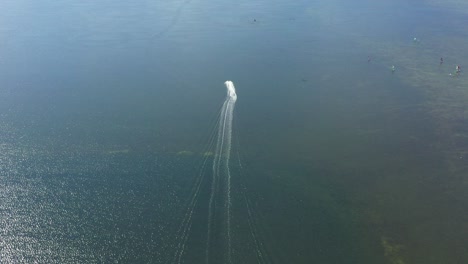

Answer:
[244,193,266,264]
[225,100,235,264]
[235,126,271,264]
[206,99,229,264]
[173,156,207,264]
[153,0,192,38]
[171,109,223,264]
[172,151,210,263]
[221,82,237,264]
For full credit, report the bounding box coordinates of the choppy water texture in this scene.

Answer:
[1,0,467,263]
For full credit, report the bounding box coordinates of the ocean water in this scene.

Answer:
[1,0,467,263]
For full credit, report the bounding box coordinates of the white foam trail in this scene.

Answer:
[223,80,236,264]
[206,81,237,264]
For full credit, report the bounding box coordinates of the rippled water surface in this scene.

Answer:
[1,0,467,263]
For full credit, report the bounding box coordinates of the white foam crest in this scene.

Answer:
[224,81,237,100]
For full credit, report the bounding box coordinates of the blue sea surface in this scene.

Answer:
[1,0,467,263]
